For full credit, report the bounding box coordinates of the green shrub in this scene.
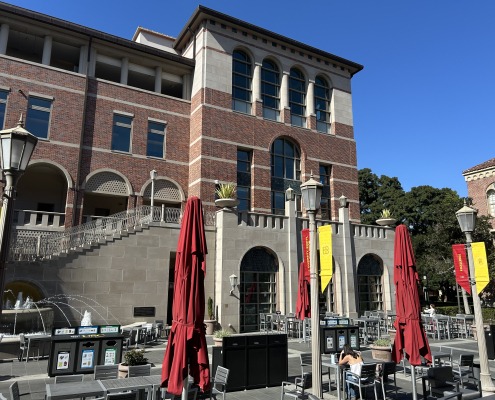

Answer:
[372,338,391,347]
[123,349,148,366]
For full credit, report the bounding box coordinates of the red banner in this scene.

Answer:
[452,244,471,295]
[301,228,310,279]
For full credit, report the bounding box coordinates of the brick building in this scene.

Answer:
[463,157,495,232]
[0,3,397,332]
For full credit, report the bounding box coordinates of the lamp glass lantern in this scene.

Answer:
[0,120,38,173]
[455,202,477,233]
[229,274,238,295]
[300,174,323,212]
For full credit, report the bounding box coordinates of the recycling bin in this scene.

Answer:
[99,337,123,365]
[223,335,247,391]
[348,327,360,350]
[267,334,288,386]
[75,339,100,373]
[48,336,78,376]
[320,327,337,354]
[336,328,348,351]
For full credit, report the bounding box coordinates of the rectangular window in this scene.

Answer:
[147,121,166,158]
[0,90,7,129]
[111,114,132,152]
[26,97,52,139]
[237,149,251,212]
[319,165,331,220]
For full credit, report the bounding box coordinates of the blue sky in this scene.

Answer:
[6,0,495,197]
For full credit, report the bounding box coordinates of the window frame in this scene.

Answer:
[146,120,166,159]
[315,76,331,133]
[0,89,8,129]
[232,50,252,114]
[237,149,252,212]
[261,59,281,121]
[111,113,133,153]
[319,164,331,220]
[289,67,306,128]
[25,96,53,139]
[488,189,495,216]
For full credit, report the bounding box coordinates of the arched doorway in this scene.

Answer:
[239,247,278,333]
[357,254,384,312]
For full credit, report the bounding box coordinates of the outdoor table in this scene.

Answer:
[321,356,344,400]
[45,380,105,400]
[25,334,51,362]
[100,375,161,400]
[431,351,451,367]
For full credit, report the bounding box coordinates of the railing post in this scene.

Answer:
[161,204,165,222]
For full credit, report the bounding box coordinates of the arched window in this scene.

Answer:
[239,247,278,333]
[488,189,495,216]
[315,76,331,133]
[357,254,384,312]
[271,138,301,215]
[261,59,280,121]
[232,50,252,114]
[289,67,306,127]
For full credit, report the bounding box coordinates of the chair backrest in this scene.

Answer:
[9,381,20,400]
[459,354,474,367]
[381,361,396,377]
[128,364,151,377]
[213,366,229,387]
[54,374,84,384]
[427,366,454,387]
[106,392,139,400]
[300,353,312,366]
[94,364,119,380]
[360,363,377,383]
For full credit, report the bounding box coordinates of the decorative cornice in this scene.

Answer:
[464,168,495,182]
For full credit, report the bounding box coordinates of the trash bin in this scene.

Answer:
[267,334,288,387]
[320,327,337,354]
[48,336,78,377]
[223,335,246,391]
[99,338,122,366]
[246,335,267,389]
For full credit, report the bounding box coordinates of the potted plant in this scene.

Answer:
[376,209,397,227]
[205,296,217,335]
[369,338,392,362]
[213,328,231,347]
[214,182,239,209]
[118,348,149,378]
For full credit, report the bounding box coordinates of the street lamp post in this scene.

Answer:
[150,169,157,220]
[300,173,323,398]
[456,201,495,391]
[423,275,429,303]
[0,116,38,313]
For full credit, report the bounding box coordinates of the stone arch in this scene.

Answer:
[140,176,184,203]
[25,159,74,189]
[82,169,132,195]
[356,253,385,313]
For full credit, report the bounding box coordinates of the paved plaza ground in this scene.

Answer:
[0,335,494,400]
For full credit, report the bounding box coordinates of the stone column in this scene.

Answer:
[78,45,88,74]
[307,79,316,130]
[285,187,298,314]
[0,24,9,55]
[154,66,162,93]
[338,195,358,318]
[42,35,52,65]
[182,74,192,100]
[120,57,129,85]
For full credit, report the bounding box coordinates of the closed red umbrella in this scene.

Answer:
[161,196,210,396]
[392,224,431,400]
[296,261,310,320]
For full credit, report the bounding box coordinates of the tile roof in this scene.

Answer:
[463,157,495,174]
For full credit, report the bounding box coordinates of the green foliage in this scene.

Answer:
[215,183,236,199]
[372,338,391,347]
[436,306,495,322]
[207,296,214,320]
[213,329,231,338]
[123,349,148,366]
[358,168,494,298]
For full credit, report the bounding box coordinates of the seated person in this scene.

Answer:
[424,303,436,316]
[339,344,364,400]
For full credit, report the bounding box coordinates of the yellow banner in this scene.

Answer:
[318,225,333,293]
[472,242,489,294]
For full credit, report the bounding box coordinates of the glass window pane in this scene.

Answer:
[147,132,164,158]
[26,108,50,139]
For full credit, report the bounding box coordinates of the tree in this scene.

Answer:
[358,168,494,301]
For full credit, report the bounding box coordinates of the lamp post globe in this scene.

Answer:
[300,172,323,398]
[455,201,495,391]
[0,115,38,313]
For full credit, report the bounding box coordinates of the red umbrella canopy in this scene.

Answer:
[161,196,210,395]
[295,262,311,320]
[392,225,432,366]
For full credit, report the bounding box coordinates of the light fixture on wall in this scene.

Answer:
[229,273,238,296]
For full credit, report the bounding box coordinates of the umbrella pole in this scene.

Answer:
[181,376,188,400]
[411,366,417,400]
